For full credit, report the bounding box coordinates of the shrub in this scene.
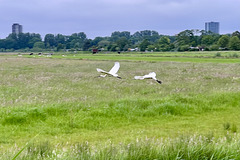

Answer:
[214,52,221,57]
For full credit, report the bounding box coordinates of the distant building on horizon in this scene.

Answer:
[205,22,219,34]
[12,23,23,34]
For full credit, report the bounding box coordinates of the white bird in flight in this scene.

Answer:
[134,72,162,84]
[97,62,121,79]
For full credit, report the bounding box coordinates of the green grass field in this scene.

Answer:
[0,52,240,159]
[20,50,240,63]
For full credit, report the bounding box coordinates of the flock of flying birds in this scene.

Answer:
[97,62,162,84]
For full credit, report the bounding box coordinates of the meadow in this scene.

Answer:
[0,51,240,159]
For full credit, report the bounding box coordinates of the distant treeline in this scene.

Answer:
[1,30,240,52]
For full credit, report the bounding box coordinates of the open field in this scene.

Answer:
[0,52,240,159]
[11,50,240,63]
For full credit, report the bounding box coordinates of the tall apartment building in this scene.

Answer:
[12,23,23,34]
[205,22,219,34]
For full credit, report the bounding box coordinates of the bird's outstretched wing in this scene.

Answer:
[134,76,145,80]
[147,72,156,78]
[109,62,120,75]
[97,68,116,77]
[140,72,156,79]
[134,72,156,80]
[97,68,107,74]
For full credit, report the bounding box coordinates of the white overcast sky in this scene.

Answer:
[0,0,239,39]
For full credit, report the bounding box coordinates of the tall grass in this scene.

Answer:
[2,133,240,159]
[1,92,239,129]
[0,55,240,159]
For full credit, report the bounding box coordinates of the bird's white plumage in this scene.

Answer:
[134,72,156,79]
[134,72,161,84]
[96,68,107,74]
[109,62,120,75]
[97,62,121,78]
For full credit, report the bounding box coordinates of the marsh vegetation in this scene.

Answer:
[0,52,240,159]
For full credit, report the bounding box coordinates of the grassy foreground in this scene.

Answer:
[0,53,240,159]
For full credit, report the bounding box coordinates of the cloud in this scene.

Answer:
[0,0,240,39]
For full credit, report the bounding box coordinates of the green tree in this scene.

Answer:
[28,34,42,48]
[108,43,118,51]
[83,40,91,51]
[55,34,66,45]
[217,35,230,48]
[33,42,45,49]
[4,36,17,49]
[0,39,5,49]
[132,30,160,43]
[98,40,110,48]
[18,33,30,49]
[67,32,87,50]
[44,34,56,48]
[92,37,104,46]
[74,42,80,49]
[68,32,87,40]
[110,31,131,42]
[176,30,198,50]
[201,35,214,46]
[232,31,240,39]
[229,36,240,50]
[147,45,155,51]
[176,30,193,45]
[139,39,150,51]
[210,44,219,51]
[157,36,171,51]
[116,37,130,51]
[57,43,65,51]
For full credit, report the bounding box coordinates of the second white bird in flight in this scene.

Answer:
[134,72,162,84]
